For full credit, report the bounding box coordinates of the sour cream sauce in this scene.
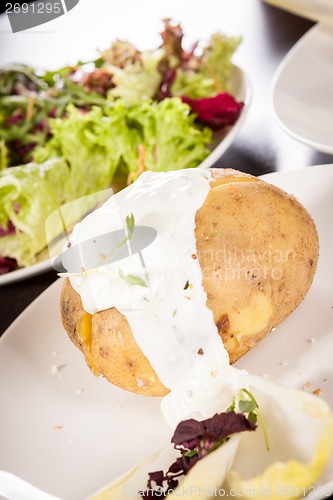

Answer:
[69,169,240,425]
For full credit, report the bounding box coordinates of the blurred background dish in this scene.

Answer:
[271,23,333,154]
[263,0,333,23]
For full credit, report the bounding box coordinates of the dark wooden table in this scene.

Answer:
[2,1,332,335]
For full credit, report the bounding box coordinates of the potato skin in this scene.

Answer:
[60,278,168,396]
[60,168,319,396]
[195,169,319,363]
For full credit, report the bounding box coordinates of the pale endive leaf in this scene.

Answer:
[166,435,240,498]
[224,374,333,500]
[87,435,240,500]
[87,373,333,500]
[87,441,176,500]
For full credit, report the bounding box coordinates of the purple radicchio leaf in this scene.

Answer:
[171,418,205,447]
[181,92,244,130]
[0,256,18,274]
[140,411,256,498]
[172,411,255,449]
[0,220,16,237]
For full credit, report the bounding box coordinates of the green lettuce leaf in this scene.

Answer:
[37,98,211,183]
[171,70,216,99]
[0,159,67,266]
[0,157,111,267]
[1,97,211,267]
[0,140,9,171]
[171,32,241,98]
[108,50,164,106]
[125,98,212,180]
[34,102,135,197]
[201,33,241,93]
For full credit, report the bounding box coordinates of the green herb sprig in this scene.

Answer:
[227,388,270,450]
[118,268,147,287]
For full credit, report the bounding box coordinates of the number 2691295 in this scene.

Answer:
[6,3,62,14]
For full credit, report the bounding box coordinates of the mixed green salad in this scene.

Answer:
[0,20,243,275]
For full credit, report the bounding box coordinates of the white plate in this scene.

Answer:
[271,23,333,154]
[1,165,332,500]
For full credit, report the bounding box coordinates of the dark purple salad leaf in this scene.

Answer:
[171,418,205,447]
[0,221,19,274]
[140,470,176,499]
[140,411,256,498]
[0,256,18,274]
[204,411,256,440]
[172,411,255,449]
[147,470,166,489]
[0,220,16,237]
[168,454,200,475]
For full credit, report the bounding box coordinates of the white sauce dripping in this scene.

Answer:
[69,169,242,425]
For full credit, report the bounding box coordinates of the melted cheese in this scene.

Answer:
[78,312,100,376]
[78,312,93,345]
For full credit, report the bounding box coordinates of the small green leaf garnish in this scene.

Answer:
[238,399,257,414]
[118,268,147,287]
[126,213,135,240]
[182,449,198,458]
[97,212,136,267]
[227,388,269,450]
[247,412,258,424]
[184,280,190,290]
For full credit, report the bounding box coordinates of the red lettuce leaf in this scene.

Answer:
[0,256,18,275]
[0,220,16,237]
[0,221,18,274]
[181,92,244,130]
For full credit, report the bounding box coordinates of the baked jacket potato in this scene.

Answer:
[60,168,319,397]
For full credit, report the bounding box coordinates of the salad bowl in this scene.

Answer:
[0,22,251,284]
